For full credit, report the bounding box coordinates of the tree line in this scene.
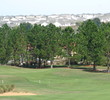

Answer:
[0,18,110,71]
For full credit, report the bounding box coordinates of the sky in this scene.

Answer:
[0,0,110,15]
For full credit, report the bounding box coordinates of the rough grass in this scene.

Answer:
[0,65,110,100]
[0,84,14,93]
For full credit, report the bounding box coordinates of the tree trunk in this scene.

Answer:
[26,50,29,67]
[13,57,16,66]
[51,60,53,68]
[107,65,110,73]
[38,57,42,68]
[107,53,110,73]
[20,54,24,66]
[68,58,71,68]
[93,61,96,71]
[44,60,46,67]
[13,53,16,66]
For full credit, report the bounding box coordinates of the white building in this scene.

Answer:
[53,22,62,27]
[41,22,48,26]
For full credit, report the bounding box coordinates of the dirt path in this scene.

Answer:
[0,92,37,96]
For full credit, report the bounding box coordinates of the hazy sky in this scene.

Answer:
[0,0,110,15]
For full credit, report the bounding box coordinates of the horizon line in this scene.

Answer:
[0,12,109,16]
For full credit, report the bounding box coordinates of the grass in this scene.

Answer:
[0,65,110,100]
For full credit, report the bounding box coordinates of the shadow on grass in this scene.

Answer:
[13,63,108,73]
[83,69,108,73]
[17,64,68,69]
[71,65,108,73]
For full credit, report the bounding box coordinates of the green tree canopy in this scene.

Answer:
[78,20,105,70]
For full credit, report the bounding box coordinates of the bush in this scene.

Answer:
[0,84,15,94]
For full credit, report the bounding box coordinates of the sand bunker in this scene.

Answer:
[0,92,37,96]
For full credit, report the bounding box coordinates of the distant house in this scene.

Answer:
[53,22,61,27]
[41,22,48,26]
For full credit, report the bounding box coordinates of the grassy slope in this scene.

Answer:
[0,65,110,100]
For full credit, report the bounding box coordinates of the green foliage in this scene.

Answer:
[45,24,62,59]
[61,27,75,67]
[0,21,110,69]
[77,20,105,70]
[99,23,110,71]
[92,18,101,27]
[10,27,27,65]
[0,24,12,64]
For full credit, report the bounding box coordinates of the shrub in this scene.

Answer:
[0,84,15,94]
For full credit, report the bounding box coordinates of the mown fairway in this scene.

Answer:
[0,65,110,100]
